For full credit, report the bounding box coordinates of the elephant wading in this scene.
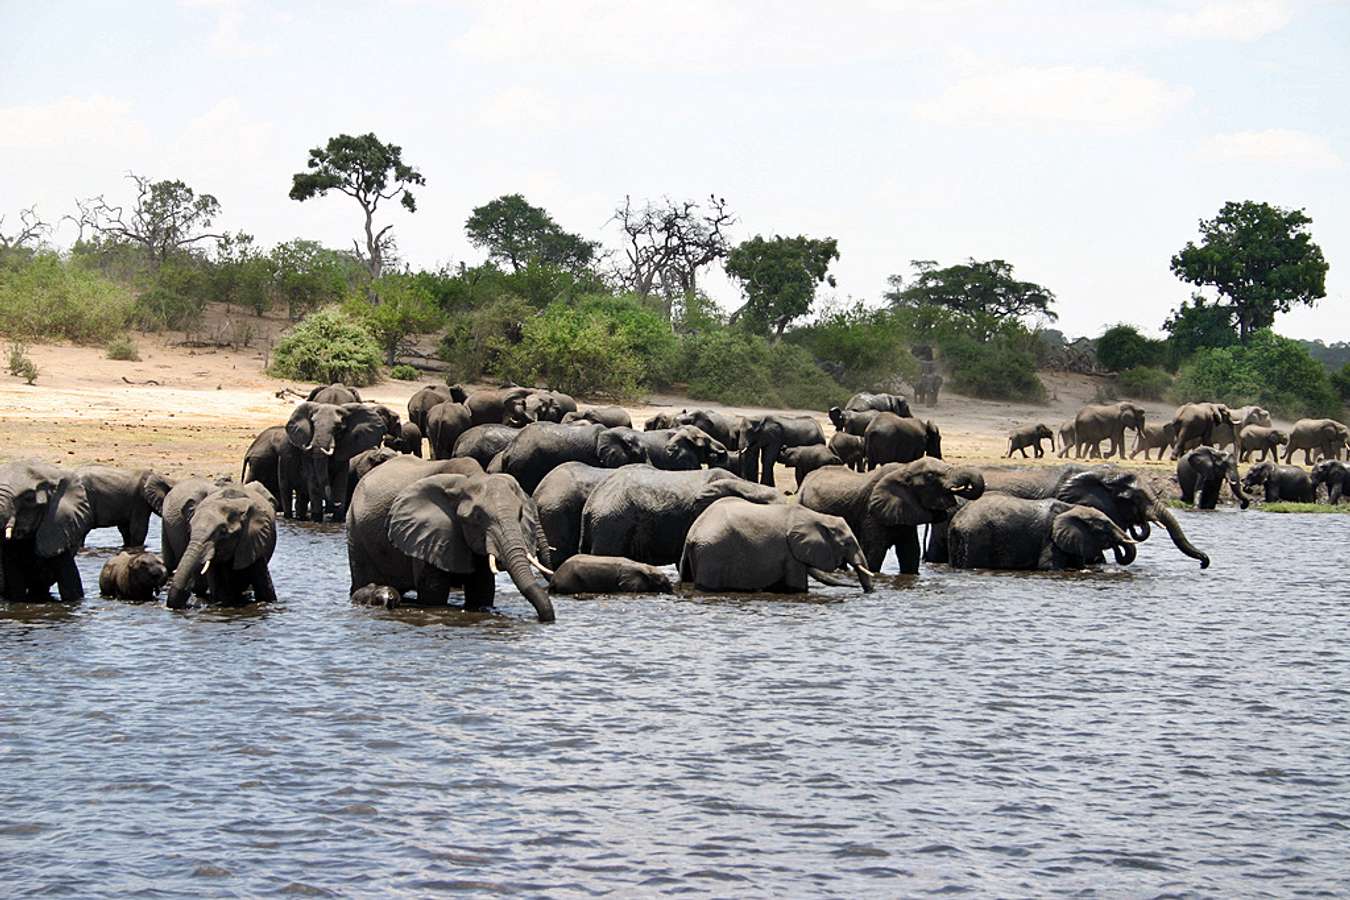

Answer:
[1006,424,1054,459]
[581,466,782,565]
[74,465,174,548]
[1242,462,1314,503]
[799,458,985,574]
[532,462,624,565]
[345,457,555,621]
[779,445,844,488]
[865,413,941,468]
[741,415,827,486]
[1311,459,1350,504]
[498,423,648,494]
[949,496,1136,570]
[1283,418,1350,465]
[0,460,91,602]
[1075,402,1145,459]
[286,401,390,521]
[681,498,874,593]
[162,480,278,609]
[242,425,308,519]
[1177,447,1249,510]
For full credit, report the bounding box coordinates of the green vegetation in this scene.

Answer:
[1170,330,1339,419]
[343,274,444,366]
[105,335,141,361]
[1096,324,1167,372]
[787,302,918,391]
[1257,502,1350,514]
[1116,366,1172,401]
[7,343,38,384]
[390,364,419,381]
[725,234,839,338]
[683,330,845,409]
[0,252,136,342]
[465,194,597,274]
[270,307,383,387]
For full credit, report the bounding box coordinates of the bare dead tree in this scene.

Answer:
[611,195,735,320]
[72,173,225,268]
[0,206,51,252]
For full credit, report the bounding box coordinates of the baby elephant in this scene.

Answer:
[351,583,403,609]
[828,431,865,472]
[549,554,674,595]
[949,496,1136,570]
[1006,424,1054,458]
[99,550,169,602]
[1242,461,1314,502]
[778,445,843,488]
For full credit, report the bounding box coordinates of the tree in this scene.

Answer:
[289,133,425,283]
[725,234,839,339]
[1096,324,1166,372]
[465,194,597,274]
[271,239,362,320]
[612,195,735,320]
[1162,294,1237,366]
[0,206,50,260]
[1170,200,1328,343]
[343,274,444,366]
[73,174,224,268]
[885,259,1056,338]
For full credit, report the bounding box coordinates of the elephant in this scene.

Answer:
[497,423,649,494]
[580,466,783,565]
[1057,421,1077,459]
[1170,402,1240,459]
[532,463,625,565]
[1176,447,1249,510]
[915,372,943,407]
[564,407,633,429]
[308,383,362,405]
[674,409,742,450]
[286,401,390,521]
[1242,461,1314,503]
[351,583,403,609]
[1213,406,1272,451]
[798,458,986,574]
[779,445,844,488]
[0,460,90,602]
[242,425,308,520]
[1006,424,1054,459]
[384,421,423,457]
[99,550,168,602]
[1074,402,1145,459]
[845,392,912,417]
[828,431,865,472]
[549,554,674,595]
[1238,425,1288,463]
[466,387,534,427]
[162,481,278,609]
[644,411,683,431]
[346,446,400,508]
[427,402,473,460]
[74,465,174,548]
[864,413,941,468]
[407,383,467,435]
[828,407,882,436]
[948,496,1137,571]
[525,389,578,423]
[680,498,874,593]
[1310,459,1350,504]
[453,425,523,468]
[741,415,827,486]
[345,456,555,621]
[1283,418,1350,465]
[1130,422,1176,460]
[636,426,726,471]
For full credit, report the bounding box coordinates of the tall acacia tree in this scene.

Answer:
[884,258,1056,339]
[1170,200,1328,343]
[465,193,597,273]
[289,133,424,283]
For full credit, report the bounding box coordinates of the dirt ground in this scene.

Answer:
[0,329,1241,489]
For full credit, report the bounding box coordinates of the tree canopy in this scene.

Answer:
[73,174,223,268]
[289,133,424,282]
[885,258,1056,338]
[612,195,735,320]
[1170,200,1327,343]
[465,194,597,273]
[726,234,839,338]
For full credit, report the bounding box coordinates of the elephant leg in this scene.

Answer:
[462,561,495,611]
[206,566,232,603]
[894,527,921,575]
[414,564,453,606]
[125,509,151,549]
[742,446,759,484]
[759,443,779,487]
[250,563,277,604]
[1018,446,1028,458]
[55,554,84,602]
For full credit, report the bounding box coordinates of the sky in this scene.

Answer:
[1,0,1347,340]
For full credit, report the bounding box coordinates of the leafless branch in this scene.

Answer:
[0,206,51,251]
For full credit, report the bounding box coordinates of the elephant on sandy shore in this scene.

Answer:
[1006,424,1054,459]
[1213,405,1271,451]
[948,496,1136,571]
[1074,402,1145,459]
[466,388,534,427]
[674,409,742,450]
[828,432,865,472]
[865,413,941,468]
[1176,447,1249,510]
[1130,423,1175,460]
[1242,462,1314,503]
[1057,421,1077,458]
[1282,418,1350,465]
[1237,425,1287,463]
[1170,402,1240,459]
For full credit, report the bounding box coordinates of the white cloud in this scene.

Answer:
[0,95,151,150]
[1201,128,1341,168]
[1165,0,1292,41]
[914,65,1193,131]
[179,0,275,58]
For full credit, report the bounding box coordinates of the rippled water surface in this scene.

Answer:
[3,510,1349,896]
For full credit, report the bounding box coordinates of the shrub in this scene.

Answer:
[1332,363,1350,403]
[1171,330,1340,419]
[1116,365,1171,400]
[683,329,845,409]
[438,295,535,383]
[497,301,653,400]
[343,275,445,366]
[105,335,141,361]
[788,302,919,390]
[937,330,1047,403]
[1097,324,1167,372]
[0,252,135,342]
[7,343,37,384]
[271,239,362,320]
[269,307,382,387]
[132,258,210,331]
[390,364,418,381]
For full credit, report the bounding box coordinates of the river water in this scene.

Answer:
[2,510,1348,896]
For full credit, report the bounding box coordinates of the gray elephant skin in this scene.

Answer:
[865,413,941,468]
[75,465,174,548]
[0,460,91,602]
[636,426,726,471]
[427,401,473,459]
[286,401,390,521]
[1237,425,1287,462]
[1130,423,1176,460]
[1170,402,1240,459]
[308,383,362,405]
[1283,418,1350,465]
[1006,424,1054,459]
[949,496,1137,570]
[466,388,534,427]
[1311,459,1349,504]
[407,383,467,435]
[779,445,844,488]
[99,550,168,602]
[1242,462,1314,503]
[549,554,673,595]
[242,425,308,519]
[161,480,278,609]
[741,415,826,486]
[532,462,624,565]
[564,407,633,429]
[828,432,866,471]
[453,424,522,468]
[1177,447,1249,510]
[498,422,647,494]
[1074,402,1145,459]
[1212,405,1271,451]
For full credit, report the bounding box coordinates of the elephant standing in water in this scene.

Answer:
[74,465,174,548]
[346,457,555,621]
[1283,418,1350,465]
[286,401,390,521]
[161,480,278,609]
[1176,447,1249,510]
[0,460,90,602]
[1242,462,1314,503]
[1074,402,1145,459]
[779,445,844,488]
[1311,459,1350,504]
[242,425,308,520]
[532,462,624,565]
[497,423,648,494]
[948,496,1136,570]
[799,458,985,574]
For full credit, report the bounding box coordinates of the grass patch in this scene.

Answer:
[1256,502,1350,514]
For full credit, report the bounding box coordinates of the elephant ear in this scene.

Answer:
[1051,509,1099,561]
[694,477,780,512]
[1059,470,1115,515]
[242,480,281,513]
[787,508,843,570]
[140,472,175,516]
[234,496,276,569]
[337,403,390,460]
[868,467,929,526]
[36,473,93,557]
[388,474,474,574]
[286,402,316,449]
[349,387,363,402]
[306,385,324,401]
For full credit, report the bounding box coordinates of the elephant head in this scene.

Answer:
[1311,459,1349,503]
[827,407,846,431]
[924,420,943,459]
[387,472,555,622]
[501,388,536,427]
[596,427,648,468]
[525,392,563,423]
[1052,505,1137,565]
[370,404,403,440]
[1120,402,1147,432]
[0,461,92,595]
[140,472,175,517]
[287,401,390,462]
[1241,461,1276,494]
[446,383,469,403]
[1037,424,1056,452]
[1190,447,1249,508]
[1059,467,1210,568]
[868,458,985,526]
[787,506,874,592]
[666,426,726,468]
[166,483,277,609]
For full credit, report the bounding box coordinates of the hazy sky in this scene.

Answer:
[2,1,1347,340]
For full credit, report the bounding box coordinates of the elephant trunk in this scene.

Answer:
[851,554,875,593]
[1150,501,1210,569]
[1112,541,1137,566]
[490,528,556,623]
[1227,466,1250,509]
[945,469,986,501]
[0,488,13,595]
[168,537,210,609]
[1128,521,1150,542]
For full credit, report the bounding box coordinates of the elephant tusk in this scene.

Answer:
[200,558,211,575]
[526,552,554,578]
[322,447,334,456]
[488,553,499,574]
[3,522,11,540]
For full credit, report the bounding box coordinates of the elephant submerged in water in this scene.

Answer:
[549,554,673,595]
[948,496,1136,570]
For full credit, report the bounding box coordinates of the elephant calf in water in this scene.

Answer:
[549,555,674,595]
[99,550,168,602]
[948,495,1137,570]
[1242,462,1314,503]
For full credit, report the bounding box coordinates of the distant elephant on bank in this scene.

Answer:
[308,383,362,405]
[1242,461,1314,503]
[426,401,473,460]
[681,498,874,593]
[286,401,390,521]
[741,415,827,486]
[564,407,633,429]
[636,426,727,471]
[1237,425,1287,462]
[580,466,782,565]
[1006,424,1054,459]
[845,392,912,417]
[1074,401,1145,459]
[407,383,467,435]
[865,413,941,468]
[915,372,943,407]
[549,554,673,595]
[466,387,534,427]
[1310,459,1350,504]
[1170,402,1240,459]
[779,445,844,488]
[828,432,865,472]
[1283,418,1350,465]
[533,463,626,565]
[452,425,522,468]
[828,407,882,436]
[675,409,742,449]
[1057,421,1077,458]
[1212,405,1271,451]
[161,480,278,609]
[345,457,555,621]
[0,460,91,602]
[1129,422,1175,460]
[498,423,649,494]
[799,458,986,574]
[74,465,174,548]
[1176,447,1249,510]
[949,496,1137,571]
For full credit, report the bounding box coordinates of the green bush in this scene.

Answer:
[0,252,135,342]
[132,258,210,331]
[343,274,445,366]
[270,307,383,387]
[788,302,919,390]
[1171,329,1340,419]
[937,330,1046,403]
[6,343,38,384]
[1116,365,1171,400]
[105,335,141,361]
[1097,324,1167,372]
[1331,363,1350,403]
[683,329,845,409]
[390,364,418,381]
[438,295,535,383]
